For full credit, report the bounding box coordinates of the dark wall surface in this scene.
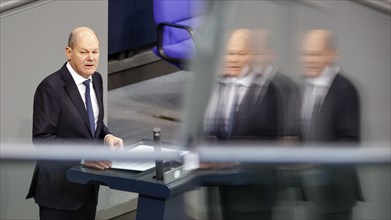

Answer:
[108,0,156,55]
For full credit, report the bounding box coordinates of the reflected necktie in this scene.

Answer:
[83,79,95,137]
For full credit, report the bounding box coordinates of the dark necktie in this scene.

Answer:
[83,79,95,137]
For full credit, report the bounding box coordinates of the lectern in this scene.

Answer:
[66,132,273,219]
[66,159,274,220]
[66,161,195,220]
[67,126,197,220]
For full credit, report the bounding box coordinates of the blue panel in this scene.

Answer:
[108,0,156,55]
[131,0,156,50]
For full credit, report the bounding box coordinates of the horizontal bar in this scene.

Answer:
[1,141,389,164]
[197,143,391,164]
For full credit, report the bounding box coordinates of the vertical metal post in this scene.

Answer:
[153,127,164,181]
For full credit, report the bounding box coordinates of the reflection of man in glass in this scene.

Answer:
[203,29,298,220]
[251,29,300,142]
[203,29,256,140]
[224,30,253,77]
[300,29,363,220]
[204,29,299,141]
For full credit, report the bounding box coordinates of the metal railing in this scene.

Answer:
[0,0,37,13]
[353,0,391,15]
[1,141,389,165]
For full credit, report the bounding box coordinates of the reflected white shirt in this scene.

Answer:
[301,65,339,131]
[204,65,256,133]
[306,65,339,107]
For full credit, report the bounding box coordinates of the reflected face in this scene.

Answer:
[224,32,252,77]
[301,32,335,77]
[66,32,100,79]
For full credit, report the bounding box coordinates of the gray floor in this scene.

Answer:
[110,211,137,220]
[107,70,189,147]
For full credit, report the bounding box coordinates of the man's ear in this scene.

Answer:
[65,47,71,61]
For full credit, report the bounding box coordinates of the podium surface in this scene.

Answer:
[67,165,195,220]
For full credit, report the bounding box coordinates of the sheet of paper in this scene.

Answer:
[111,144,188,171]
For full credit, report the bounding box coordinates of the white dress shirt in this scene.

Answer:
[222,65,256,107]
[66,62,99,130]
[204,65,256,134]
[301,65,339,134]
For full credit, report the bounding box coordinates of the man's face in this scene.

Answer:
[301,34,335,77]
[66,33,99,79]
[224,34,252,77]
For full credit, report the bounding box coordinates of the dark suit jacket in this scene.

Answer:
[231,71,299,140]
[300,72,363,213]
[26,63,111,211]
[205,72,299,214]
[304,73,360,142]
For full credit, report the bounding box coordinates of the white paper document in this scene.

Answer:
[111,144,188,171]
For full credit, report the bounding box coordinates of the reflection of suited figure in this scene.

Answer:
[203,29,276,220]
[300,30,362,220]
[235,67,299,140]
[204,68,279,220]
[300,69,363,220]
[218,67,298,220]
[228,66,298,141]
[302,70,360,142]
[26,27,123,220]
[203,29,299,220]
[204,66,282,141]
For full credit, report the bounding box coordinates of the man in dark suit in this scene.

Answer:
[232,29,300,142]
[203,29,299,220]
[26,27,123,220]
[299,29,363,220]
